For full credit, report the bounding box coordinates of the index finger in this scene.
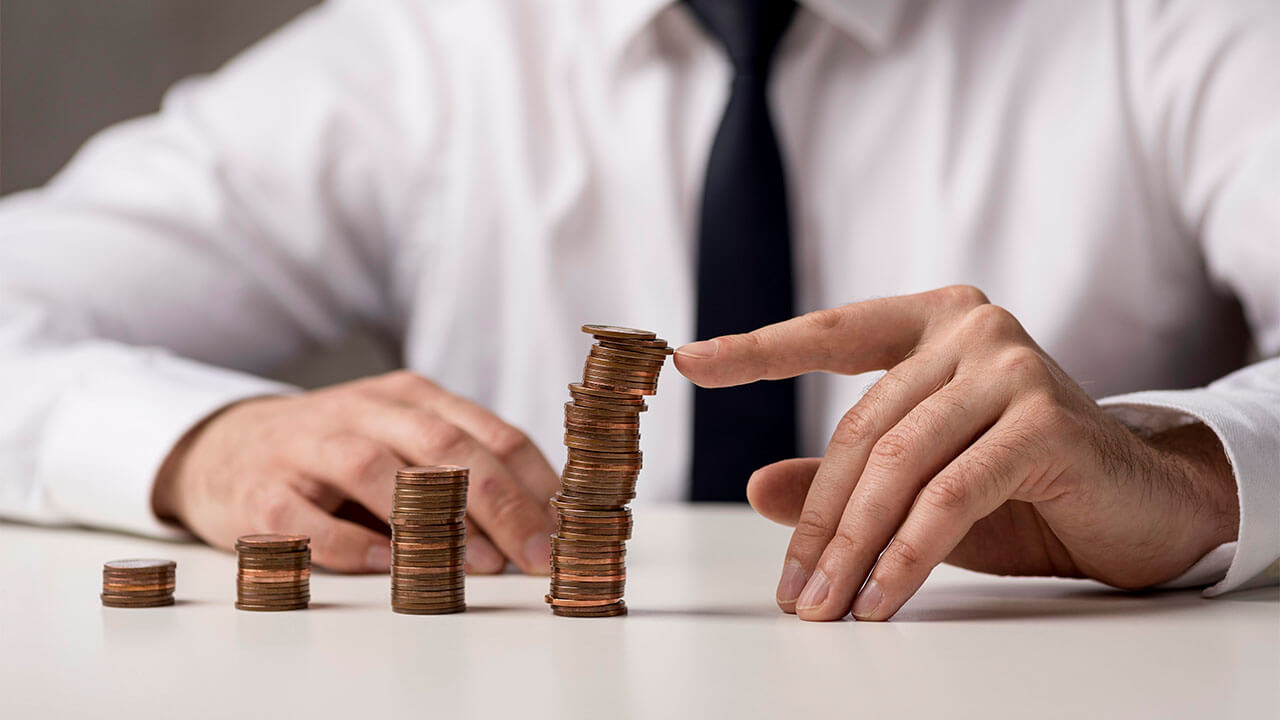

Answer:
[673,285,986,387]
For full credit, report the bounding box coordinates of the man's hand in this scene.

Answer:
[151,370,558,574]
[674,286,1240,621]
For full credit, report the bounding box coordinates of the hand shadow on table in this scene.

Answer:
[890,581,1278,623]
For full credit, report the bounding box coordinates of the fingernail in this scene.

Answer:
[777,560,808,607]
[795,569,830,611]
[523,533,551,574]
[466,537,504,573]
[675,340,718,359]
[365,543,391,572]
[852,580,884,620]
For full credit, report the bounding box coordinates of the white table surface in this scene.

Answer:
[1,506,1276,719]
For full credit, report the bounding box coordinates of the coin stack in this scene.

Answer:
[547,325,672,617]
[391,465,469,615]
[101,559,176,608]
[235,534,311,611]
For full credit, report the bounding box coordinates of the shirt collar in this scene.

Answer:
[599,0,908,60]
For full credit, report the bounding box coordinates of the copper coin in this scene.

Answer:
[103,559,177,571]
[397,465,470,477]
[564,402,639,420]
[579,380,651,396]
[567,383,646,403]
[101,582,174,593]
[580,325,656,340]
[582,362,660,381]
[546,596,626,608]
[102,596,175,609]
[567,396,648,413]
[588,343,667,364]
[596,338,671,356]
[392,606,465,615]
[235,602,308,612]
[235,534,309,550]
[551,605,627,617]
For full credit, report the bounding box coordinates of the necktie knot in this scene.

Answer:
[685,0,798,79]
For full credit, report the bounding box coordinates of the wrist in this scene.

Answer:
[1144,422,1240,554]
[149,396,273,527]
[151,423,198,526]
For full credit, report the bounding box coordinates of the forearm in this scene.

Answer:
[0,294,292,534]
[1100,357,1280,594]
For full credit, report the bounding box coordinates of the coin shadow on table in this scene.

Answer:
[304,601,372,611]
[456,604,520,614]
[626,605,783,620]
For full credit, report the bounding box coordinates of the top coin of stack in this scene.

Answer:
[391,465,468,615]
[235,534,311,612]
[547,325,672,617]
[101,559,176,608]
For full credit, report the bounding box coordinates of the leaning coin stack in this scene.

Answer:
[235,534,311,611]
[391,465,469,615]
[101,559,176,608]
[547,324,672,617]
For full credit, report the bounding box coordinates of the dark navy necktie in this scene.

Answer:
[686,0,799,502]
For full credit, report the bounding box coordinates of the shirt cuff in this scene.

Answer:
[1099,387,1280,597]
[37,349,295,538]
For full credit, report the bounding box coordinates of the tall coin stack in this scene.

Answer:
[235,534,311,611]
[101,559,176,608]
[391,465,469,615]
[546,325,672,617]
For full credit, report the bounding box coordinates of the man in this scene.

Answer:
[0,0,1276,622]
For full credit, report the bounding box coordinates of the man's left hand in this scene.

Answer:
[674,286,1239,621]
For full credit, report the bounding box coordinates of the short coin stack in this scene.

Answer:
[547,325,672,617]
[391,465,468,615]
[235,534,310,611]
[101,559,176,608]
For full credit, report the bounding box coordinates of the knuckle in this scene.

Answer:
[832,404,877,447]
[850,493,896,528]
[995,346,1050,382]
[867,430,916,472]
[254,488,293,530]
[826,523,861,555]
[961,303,1021,342]
[936,284,990,311]
[334,437,385,482]
[485,424,531,460]
[382,369,434,393]
[802,306,847,333]
[418,417,468,455]
[923,474,975,514]
[793,508,835,544]
[882,537,925,571]
[473,474,529,527]
[728,330,766,359]
[385,368,420,385]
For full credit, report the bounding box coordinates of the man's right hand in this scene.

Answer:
[150,370,559,574]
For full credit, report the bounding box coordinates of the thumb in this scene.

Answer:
[746,457,822,526]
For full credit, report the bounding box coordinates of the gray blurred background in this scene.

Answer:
[0,0,395,385]
[1,0,317,193]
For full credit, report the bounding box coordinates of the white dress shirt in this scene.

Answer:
[1,0,1276,595]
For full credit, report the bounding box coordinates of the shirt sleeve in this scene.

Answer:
[1108,0,1280,594]
[0,0,434,536]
